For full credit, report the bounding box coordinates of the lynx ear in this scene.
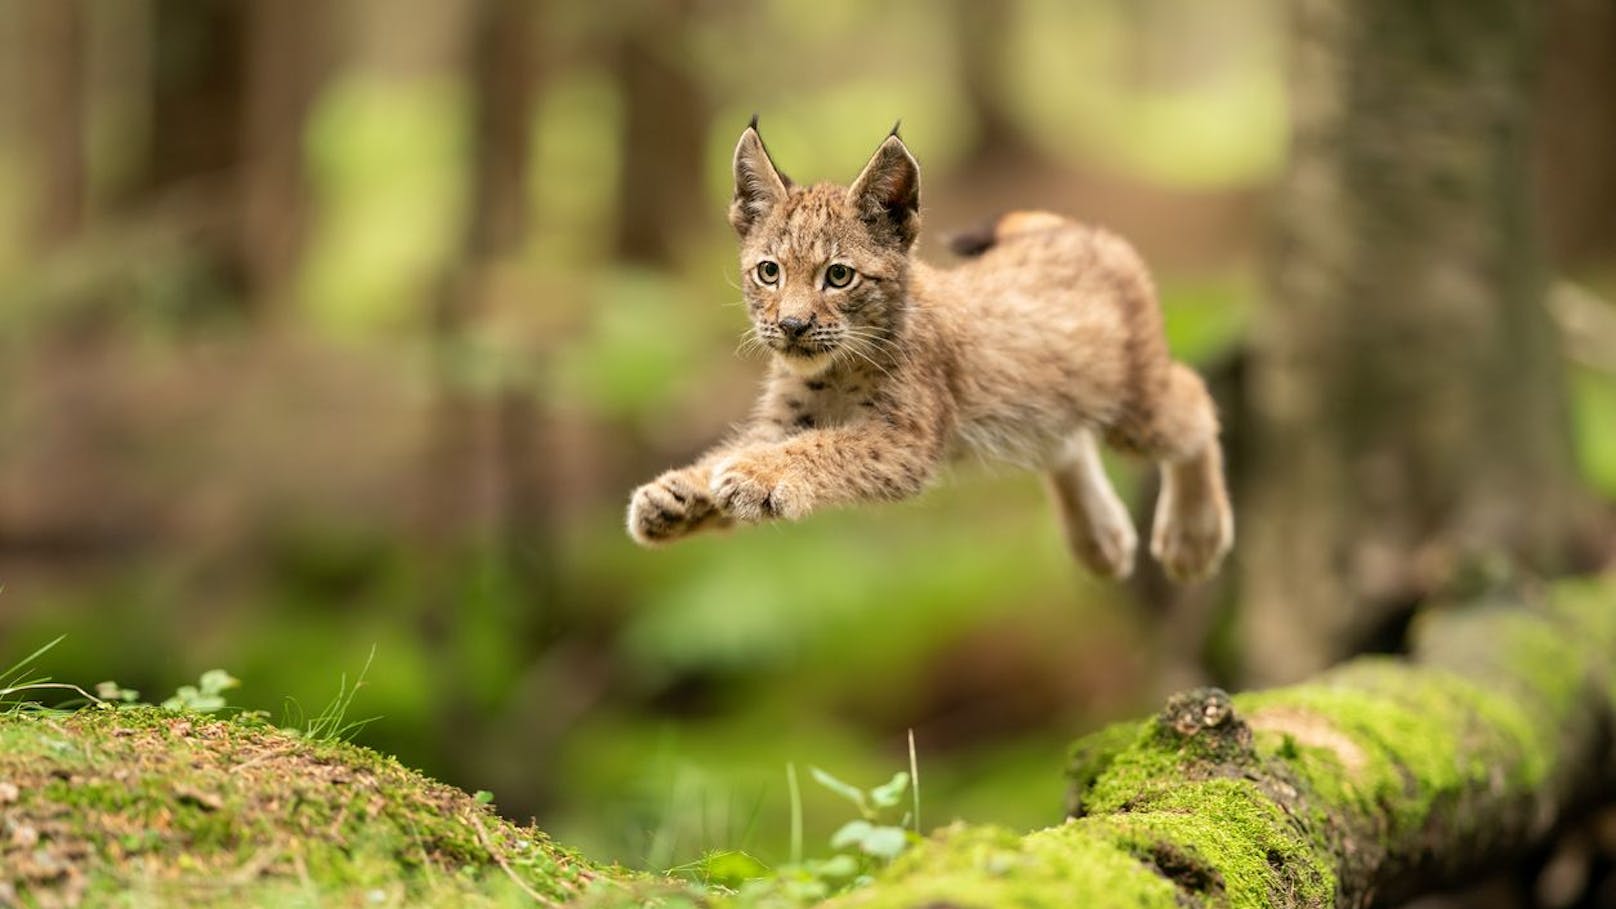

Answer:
[847,129,920,249]
[730,117,791,236]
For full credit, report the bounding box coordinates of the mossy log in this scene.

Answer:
[811,578,1616,908]
[5,579,1612,907]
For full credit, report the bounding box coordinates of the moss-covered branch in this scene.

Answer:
[810,578,1616,908]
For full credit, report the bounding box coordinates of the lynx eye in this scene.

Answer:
[825,263,855,289]
[755,260,781,285]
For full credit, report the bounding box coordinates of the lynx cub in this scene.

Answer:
[627,120,1233,582]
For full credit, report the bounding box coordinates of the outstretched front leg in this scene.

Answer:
[627,424,783,546]
[709,413,946,524]
[627,462,728,545]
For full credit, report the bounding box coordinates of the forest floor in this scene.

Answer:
[0,707,614,908]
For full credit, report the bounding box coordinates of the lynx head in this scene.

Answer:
[730,119,921,377]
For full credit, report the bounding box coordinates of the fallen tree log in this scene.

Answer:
[5,578,1612,907]
[807,578,1616,908]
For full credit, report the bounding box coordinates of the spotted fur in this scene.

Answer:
[627,123,1233,582]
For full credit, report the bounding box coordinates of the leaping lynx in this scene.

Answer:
[627,120,1233,582]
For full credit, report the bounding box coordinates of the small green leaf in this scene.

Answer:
[95,681,139,703]
[198,670,240,696]
[829,819,874,851]
[158,670,241,713]
[859,826,910,860]
[870,771,909,808]
[810,767,868,811]
[161,686,198,711]
[473,790,495,805]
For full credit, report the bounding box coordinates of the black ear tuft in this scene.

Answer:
[888,119,902,139]
[749,112,760,132]
[731,122,790,236]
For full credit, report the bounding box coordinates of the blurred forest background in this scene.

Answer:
[2,0,1615,883]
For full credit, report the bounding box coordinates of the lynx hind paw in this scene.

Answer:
[1073,510,1138,581]
[1150,492,1234,584]
[709,456,809,523]
[628,471,715,546]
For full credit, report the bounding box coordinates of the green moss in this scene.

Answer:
[0,707,622,907]
[1551,578,1616,705]
[1066,720,1150,817]
[1235,657,1551,843]
[1411,606,1592,729]
[1100,779,1335,908]
[1076,714,1254,820]
[821,823,1182,909]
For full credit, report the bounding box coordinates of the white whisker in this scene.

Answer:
[840,336,897,382]
[735,327,769,359]
[841,328,912,372]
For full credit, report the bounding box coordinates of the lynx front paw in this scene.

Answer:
[1150,487,1233,584]
[628,470,719,546]
[709,456,811,523]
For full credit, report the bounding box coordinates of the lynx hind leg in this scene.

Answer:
[1143,363,1234,583]
[1047,429,1138,580]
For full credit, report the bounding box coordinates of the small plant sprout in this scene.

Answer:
[94,681,140,703]
[810,766,920,866]
[1,636,66,694]
[1,636,107,713]
[304,645,379,742]
[282,645,381,742]
[161,669,240,713]
[672,850,770,891]
[787,762,803,865]
[909,728,921,835]
[730,761,923,901]
[809,766,870,816]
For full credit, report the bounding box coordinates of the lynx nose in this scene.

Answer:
[778,316,811,340]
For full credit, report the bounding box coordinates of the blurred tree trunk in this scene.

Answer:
[1536,0,1616,268]
[135,0,248,299]
[952,0,1040,171]
[422,0,541,597]
[421,0,536,619]
[463,0,557,625]
[420,0,550,789]
[610,0,709,268]
[146,1,244,192]
[241,0,329,309]
[1242,0,1583,684]
[25,0,86,249]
